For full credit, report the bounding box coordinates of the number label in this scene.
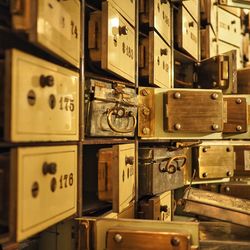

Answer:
[59,96,75,112]
[59,173,74,189]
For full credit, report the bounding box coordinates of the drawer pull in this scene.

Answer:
[159,155,187,174]
[42,162,57,175]
[125,156,134,166]
[188,21,194,28]
[40,75,55,87]
[160,48,168,56]
[119,25,128,36]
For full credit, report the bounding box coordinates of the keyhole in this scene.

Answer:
[49,94,56,109]
[27,90,36,106]
[31,182,39,198]
[122,170,125,182]
[51,177,57,192]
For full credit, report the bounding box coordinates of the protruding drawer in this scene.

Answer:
[200,0,217,31]
[201,26,217,59]
[140,0,171,45]
[88,2,135,83]
[3,49,79,142]
[140,31,172,88]
[11,0,80,68]
[175,5,199,60]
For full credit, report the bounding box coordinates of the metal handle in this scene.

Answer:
[119,25,128,36]
[40,75,55,87]
[42,162,57,175]
[159,155,187,174]
[107,108,137,133]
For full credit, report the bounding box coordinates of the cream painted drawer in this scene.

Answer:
[140,31,172,88]
[109,0,135,26]
[218,0,250,9]
[88,2,135,83]
[218,7,241,47]
[175,5,199,60]
[140,0,171,45]
[4,49,79,142]
[218,40,242,69]
[201,25,217,59]
[12,0,80,68]
[183,0,199,22]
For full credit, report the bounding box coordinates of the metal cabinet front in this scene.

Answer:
[12,0,81,68]
[112,144,135,213]
[5,49,79,142]
[140,31,172,88]
[88,2,135,83]
[175,5,199,60]
[192,145,235,179]
[218,7,241,47]
[16,145,77,241]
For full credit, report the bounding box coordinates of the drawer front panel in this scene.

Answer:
[176,6,199,60]
[112,144,135,213]
[110,0,135,26]
[103,2,135,83]
[234,146,250,176]
[8,49,79,142]
[183,0,199,22]
[220,183,250,199]
[218,8,241,47]
[17,145,77,241]
[201,26,217,59]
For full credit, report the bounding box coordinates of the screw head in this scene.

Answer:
[236,98,242,104]
[227,171,232,177]
[202,147,208,153]
[224,186,230,192]
[211,124,219,130]
[202,172,208,178]
[114,233,122,243]
[174,92,181,99]
[171,237,180,246]
[236,125,242,131]
[174,123,181,130]
[211,93,218,100]
[213,81,218,87]
[142,127,150,135]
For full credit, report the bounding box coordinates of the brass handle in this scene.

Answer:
[42,162,57,175]
[40,75,55,87]
[107,109,137,133]
[159,155,187,174]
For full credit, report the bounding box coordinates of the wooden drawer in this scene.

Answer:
[11,0,80,68]
[88,1,135,83]
[140,31,172,88]
[201,25,217,59]
[2,49,79,142]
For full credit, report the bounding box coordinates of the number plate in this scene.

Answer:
[193,145,235,179]
[81,218,199,250]
[140,31,172,88]
[5,49,79,142]
[12,0,80,68]
[175,6,199,60]
[183,0,199,21]
[218,7,241,47]
[109,0,135,26]
[16,145,77,241]
[223,97,247,133]
[88,2,135,83]
[112,144,135,213]
[201,26,217,59]
[166,90,223,133]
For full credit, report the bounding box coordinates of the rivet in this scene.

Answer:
[114,233,122,243]
[171,237,180,246]
[174,92,181,99]
[202,172,208,178]
[224,186,230,192]
[213,81,217,87]
[211,93,218,100]
[174,123,181,130]
[140,89,149,96]
[142,127,150,135]
[202,147,208,153]
[236,125,242,131]
[227,171,232,177]
[211,124,219,130]
[236,98,242,104]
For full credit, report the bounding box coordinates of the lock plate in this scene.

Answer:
[165,90,223,133]
[6,49,79,142]
[112,144,135,213]
[223,97,247,133]
[106,229,190,250]
[193,145,235,179]
[16,145,77,241]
